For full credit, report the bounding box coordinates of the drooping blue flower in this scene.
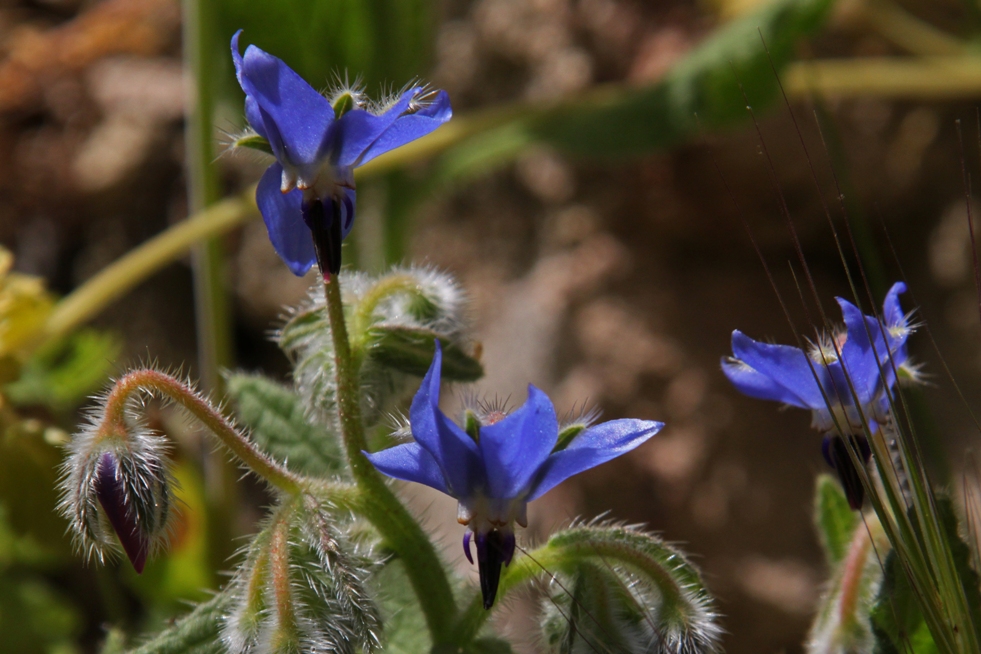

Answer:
[722,281,915,508]
[364,343,663,609]
[231,31,452,277]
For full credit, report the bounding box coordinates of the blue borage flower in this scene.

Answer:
[364,343,664,609]
[722,282,916,509]
[231,31,452,278]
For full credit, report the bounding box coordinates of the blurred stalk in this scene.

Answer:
[184,0,231,394]
[785,56,981,98]
[183,0,238,577]
[43,195,254,343]
[860,0,966,57]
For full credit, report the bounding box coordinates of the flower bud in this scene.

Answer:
[59,416,173,571]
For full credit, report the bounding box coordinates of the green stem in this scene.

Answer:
[99,368,302,495]
[321,276,458,643]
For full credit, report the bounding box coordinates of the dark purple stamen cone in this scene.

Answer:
[823,435,872,511]
[302,198,343,278]
[475,529,516,609]
[95,453,149,573]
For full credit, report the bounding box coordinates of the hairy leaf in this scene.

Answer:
[129,593,230,654]
[226,373,347,478]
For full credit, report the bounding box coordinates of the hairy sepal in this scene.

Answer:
[537,523,722,654]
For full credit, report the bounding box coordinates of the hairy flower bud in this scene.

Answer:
[58,411,173,571]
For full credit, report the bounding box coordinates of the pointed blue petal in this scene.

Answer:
[329,88,416,167]
[528,419,663,501]
[233,33,333,167]
[882,282,907,329]
[363,443,449,494]
[837,298,885,404]
[730,330,825,408]
[358,90,453,166]
[409,343,482,496]
[479,385,558,499]
[721,357,808,407]
[256,163,315,276]
[881,282,910,365]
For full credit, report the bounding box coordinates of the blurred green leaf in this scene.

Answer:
[225,373,347,478]
[814,474,858,567]
[367,326,483,381]
[0,422,69,552]
[0,572,80,654]
[433,0,837,186]
[4,329,119,412]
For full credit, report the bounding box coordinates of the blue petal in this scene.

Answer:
[882,282,907,329]
[328,88,416,167]
[256,163,316,276]
[837,298,885,404]
[730,331,825,408]
[358,90,453,166]
[232,32,334,167]
[363,442,449,494]
[478,385,558,499]
[721,357,808,407]
[409,343,482,496]
[528,419,663,501]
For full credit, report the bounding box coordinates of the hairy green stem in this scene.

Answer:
[321,277,458,643]
[99,368,302,495]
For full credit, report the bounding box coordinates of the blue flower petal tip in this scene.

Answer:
[365,342,663,609]
[232,32,452,277]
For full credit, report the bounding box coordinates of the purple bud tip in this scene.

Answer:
[303,198,343,277]
[463,531,474,565]
[825,435,867,511]
[475,529,513,609]
[95,453,149,573]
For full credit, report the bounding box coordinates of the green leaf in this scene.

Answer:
[871,551,938,654]
[129,593,230,654]
[814,474,858,566]
[366,326,483,381]
[225,373,347,479]
[4,329,119,412]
